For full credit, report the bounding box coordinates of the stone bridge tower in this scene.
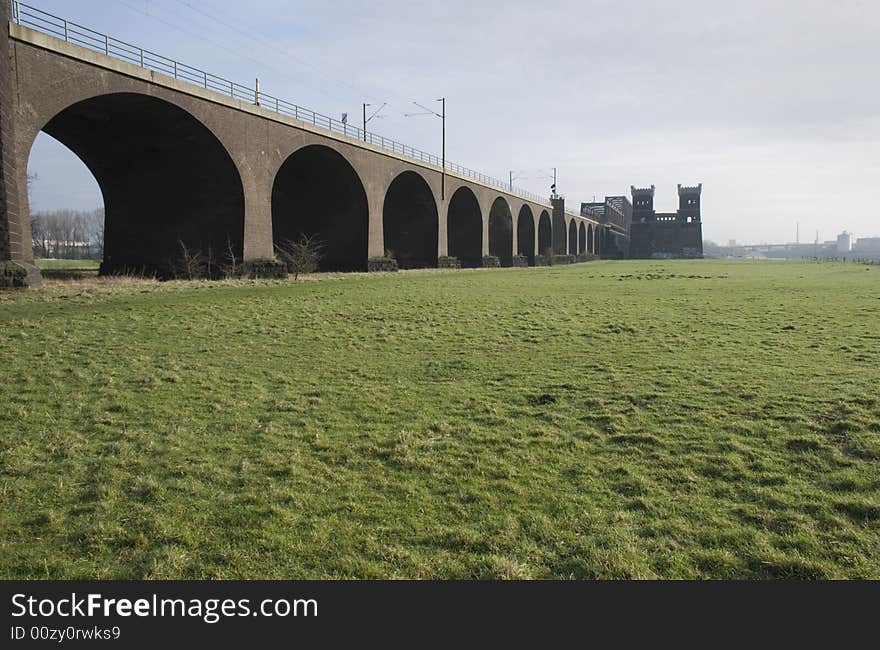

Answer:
[629,183,703,259]
[631,185,655,223]
[677,183,702,223]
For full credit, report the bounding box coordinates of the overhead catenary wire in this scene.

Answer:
[165,1,470,135]
[113,0,355,107]
[125,0,450,146]
[168,0,387,105]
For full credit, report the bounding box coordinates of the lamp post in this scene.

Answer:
[405,98,446,200]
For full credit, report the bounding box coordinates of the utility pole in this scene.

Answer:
[440,97,445,201]
[405,97,446,200]
[362,102,386,143]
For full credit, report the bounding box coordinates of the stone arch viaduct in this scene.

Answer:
[0,2,601,286]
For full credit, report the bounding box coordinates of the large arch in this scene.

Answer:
[34,92,245,277]
[588,224,594,254]
[272,145,369,271]
[516,205,535,265]
[383,171,438,269]
[488,197,513,267]
[447,186,482,268]
[568,220,578,255]
[538,210,552,258]
[579,222,587,256]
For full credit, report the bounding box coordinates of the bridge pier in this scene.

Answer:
[368,193,385,259]
[511,217,519,262]
[437,197,448,259]
[240,146,274,263]
[0,0,39,287]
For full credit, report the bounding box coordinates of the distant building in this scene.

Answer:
[853,237,880,256]
[837,231,853,253]
[628,184,704,259]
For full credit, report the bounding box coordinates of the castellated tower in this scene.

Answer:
[628,184,703,259]
[631,185,655,223]
[677,183,702,223]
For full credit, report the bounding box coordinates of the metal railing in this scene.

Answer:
[12,1,552,206]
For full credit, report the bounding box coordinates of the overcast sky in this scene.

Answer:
[25,0,880,244]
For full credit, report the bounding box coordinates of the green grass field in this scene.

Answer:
[34,259,101,270]
[35,258,101,280]
[1,260,878,579]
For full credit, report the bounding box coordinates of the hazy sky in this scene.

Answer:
[25,0,880,244]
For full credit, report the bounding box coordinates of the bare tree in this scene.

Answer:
[31,211,48,258]
[173,240,207,279]
[26,172,37,202]
[275,234,324,280]
[205,244,216,279]
[30,207,104,259]
[83,208,104,258]
[223,235,239,278]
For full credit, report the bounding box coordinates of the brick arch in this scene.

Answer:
[447,185,482,267]
[382,170,439,268]
[488,196,513,266]
[272,144,369,271]
[538,210,552,257]
[516,204,535,265]
[24,92,245,277]
[7,48,264,268]
[568,219,578,255]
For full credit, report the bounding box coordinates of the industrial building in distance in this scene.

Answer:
[708,232,880,260]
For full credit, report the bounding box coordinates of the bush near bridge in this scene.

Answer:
[1,260,878,579]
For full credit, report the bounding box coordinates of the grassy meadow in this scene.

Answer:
[35,258,100,280]
[1,259,879,579]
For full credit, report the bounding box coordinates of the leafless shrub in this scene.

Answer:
[173,240,207,280]
[223,235,239,278]
[275,234,324,280]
